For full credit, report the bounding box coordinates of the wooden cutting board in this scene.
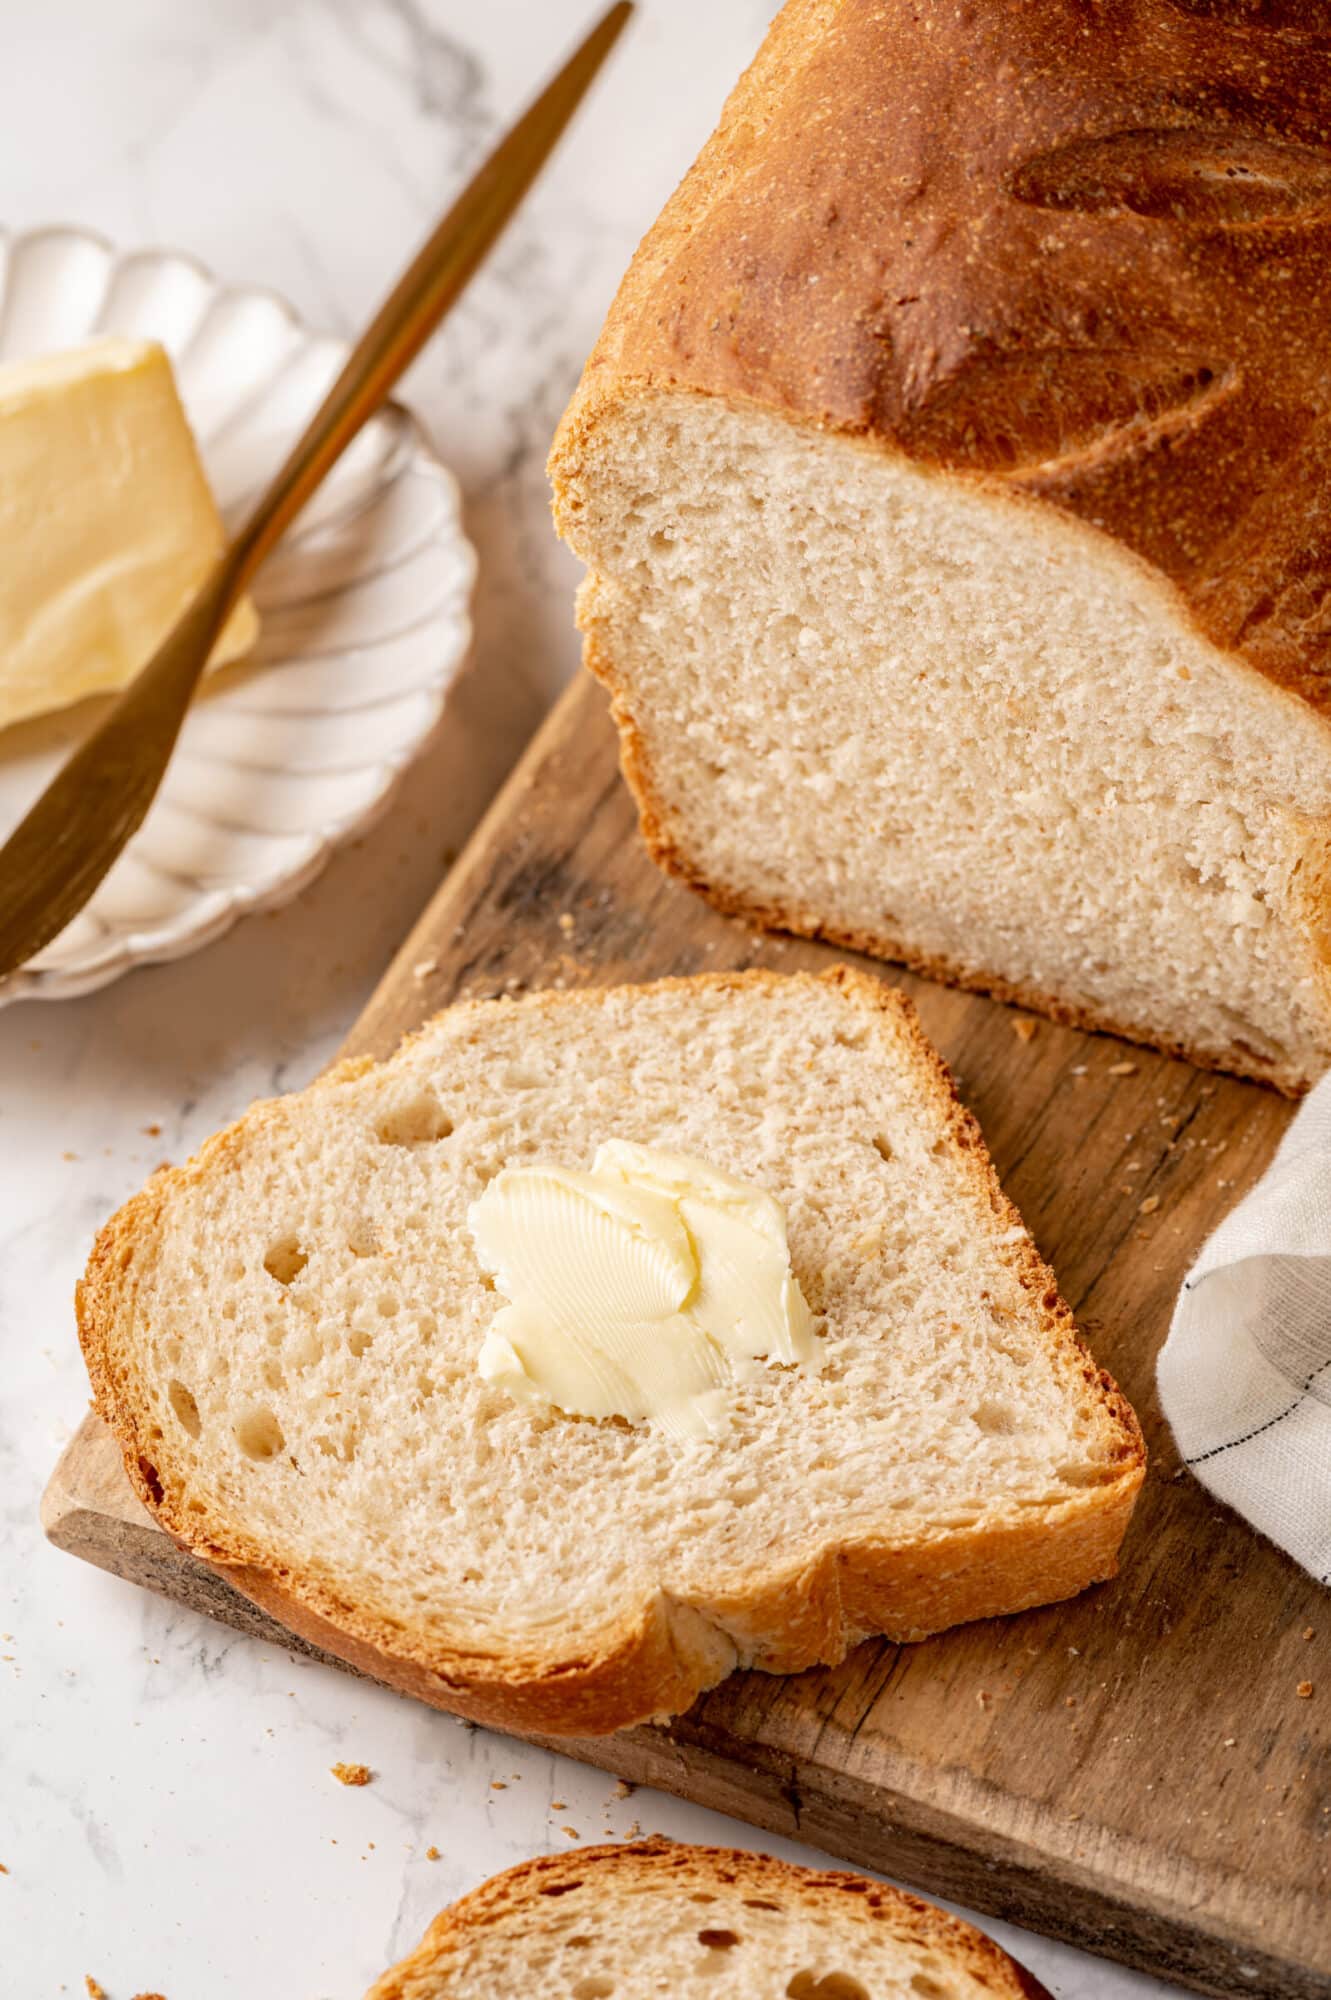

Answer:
[44,674,1330,2000]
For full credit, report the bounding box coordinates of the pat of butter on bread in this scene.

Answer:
[0,337,257,734]
[77,968,1144,1736]
[469,1141,821,1438]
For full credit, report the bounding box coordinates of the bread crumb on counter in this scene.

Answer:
[1304,1627,1315,1641]
[426,1846,442,1861]
[1138,1195,1161,1215]
[1107,1060,1138,1076]
[84,1981,105,2000]
[1297,1681,1314,1699]
[331,1761,373,1787]
[1011,1017,1037,1042]
[562,1826,581,1840]
[612,1780,635,1800]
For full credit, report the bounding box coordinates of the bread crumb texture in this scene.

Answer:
[79,970,1142,1732]
[362,1837,1053,1999]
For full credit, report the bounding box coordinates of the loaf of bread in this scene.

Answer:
[365,1837,1054,2000]
[550,0,1331,1093]
[78,969,1141,1736]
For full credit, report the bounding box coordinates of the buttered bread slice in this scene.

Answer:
[79,969,1143,1735]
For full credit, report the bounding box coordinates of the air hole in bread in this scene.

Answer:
[263,1237,308,1286]
[539,1881,582,1897]
[743,1899,782,1911]
[871,1134,893,1163]
[570,1981,616,1999]
[697,1929,740,1949]
[973,1398,1017,1435]
[376,1096,454,1147]
[347,1220,379,1258]
[566,1936,592,1948]
[263,1359,285,1392]
[348,1330,374,1359]
[910,1978,950,1998]
[786,1975,871,2000]
[234,1405,285,1462]
[378,1292,400,1319]
[689,1894,716,1905]
[167,1379,202,1439]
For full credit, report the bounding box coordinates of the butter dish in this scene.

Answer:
[0,225,475,1005]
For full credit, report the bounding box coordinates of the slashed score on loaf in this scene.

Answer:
[550,0,1331,1092]
[79,971,1143,1735]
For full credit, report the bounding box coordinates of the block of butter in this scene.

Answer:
[0,337,257,734]
[469,1141,822,1440]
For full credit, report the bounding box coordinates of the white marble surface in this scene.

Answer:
[0,5,1183,1995]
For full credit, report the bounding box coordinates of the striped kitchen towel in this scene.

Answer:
[1158,1074,1331,1585]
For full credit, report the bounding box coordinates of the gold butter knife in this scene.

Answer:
[0,1,632,980]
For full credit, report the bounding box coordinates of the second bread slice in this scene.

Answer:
[79,968,1143,1734]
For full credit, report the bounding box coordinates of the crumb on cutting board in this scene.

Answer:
[1107,1060,1138,1076]
[331,1761,372,1787]
[1011,1017,1037,1042]
[1297,1681,1314,1699]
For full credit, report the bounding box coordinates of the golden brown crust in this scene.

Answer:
[363,1837,1056,2000]
[76,970,1143,1738]
[552,0,1331,714]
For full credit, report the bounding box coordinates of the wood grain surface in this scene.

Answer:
[45,674,1330,2000]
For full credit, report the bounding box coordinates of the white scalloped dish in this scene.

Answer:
[0,225,476,1004]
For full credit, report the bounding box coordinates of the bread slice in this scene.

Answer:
[549,0,1331,1094]
[79,969,1142,1735]
[364,1836,1054,2000]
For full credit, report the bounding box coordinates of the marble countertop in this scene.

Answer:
[0,5,1182,1995]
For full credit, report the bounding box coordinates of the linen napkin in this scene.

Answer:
[1157,1073,1331,1585]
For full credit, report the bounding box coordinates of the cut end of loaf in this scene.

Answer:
[553,390,1331,1094]
[78,969,1142,1735]
[363,1837,1057,2000]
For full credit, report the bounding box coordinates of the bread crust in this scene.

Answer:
[77,970,1144,1738]
[551,0,1331,713]
[363,1836,1056,2000]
